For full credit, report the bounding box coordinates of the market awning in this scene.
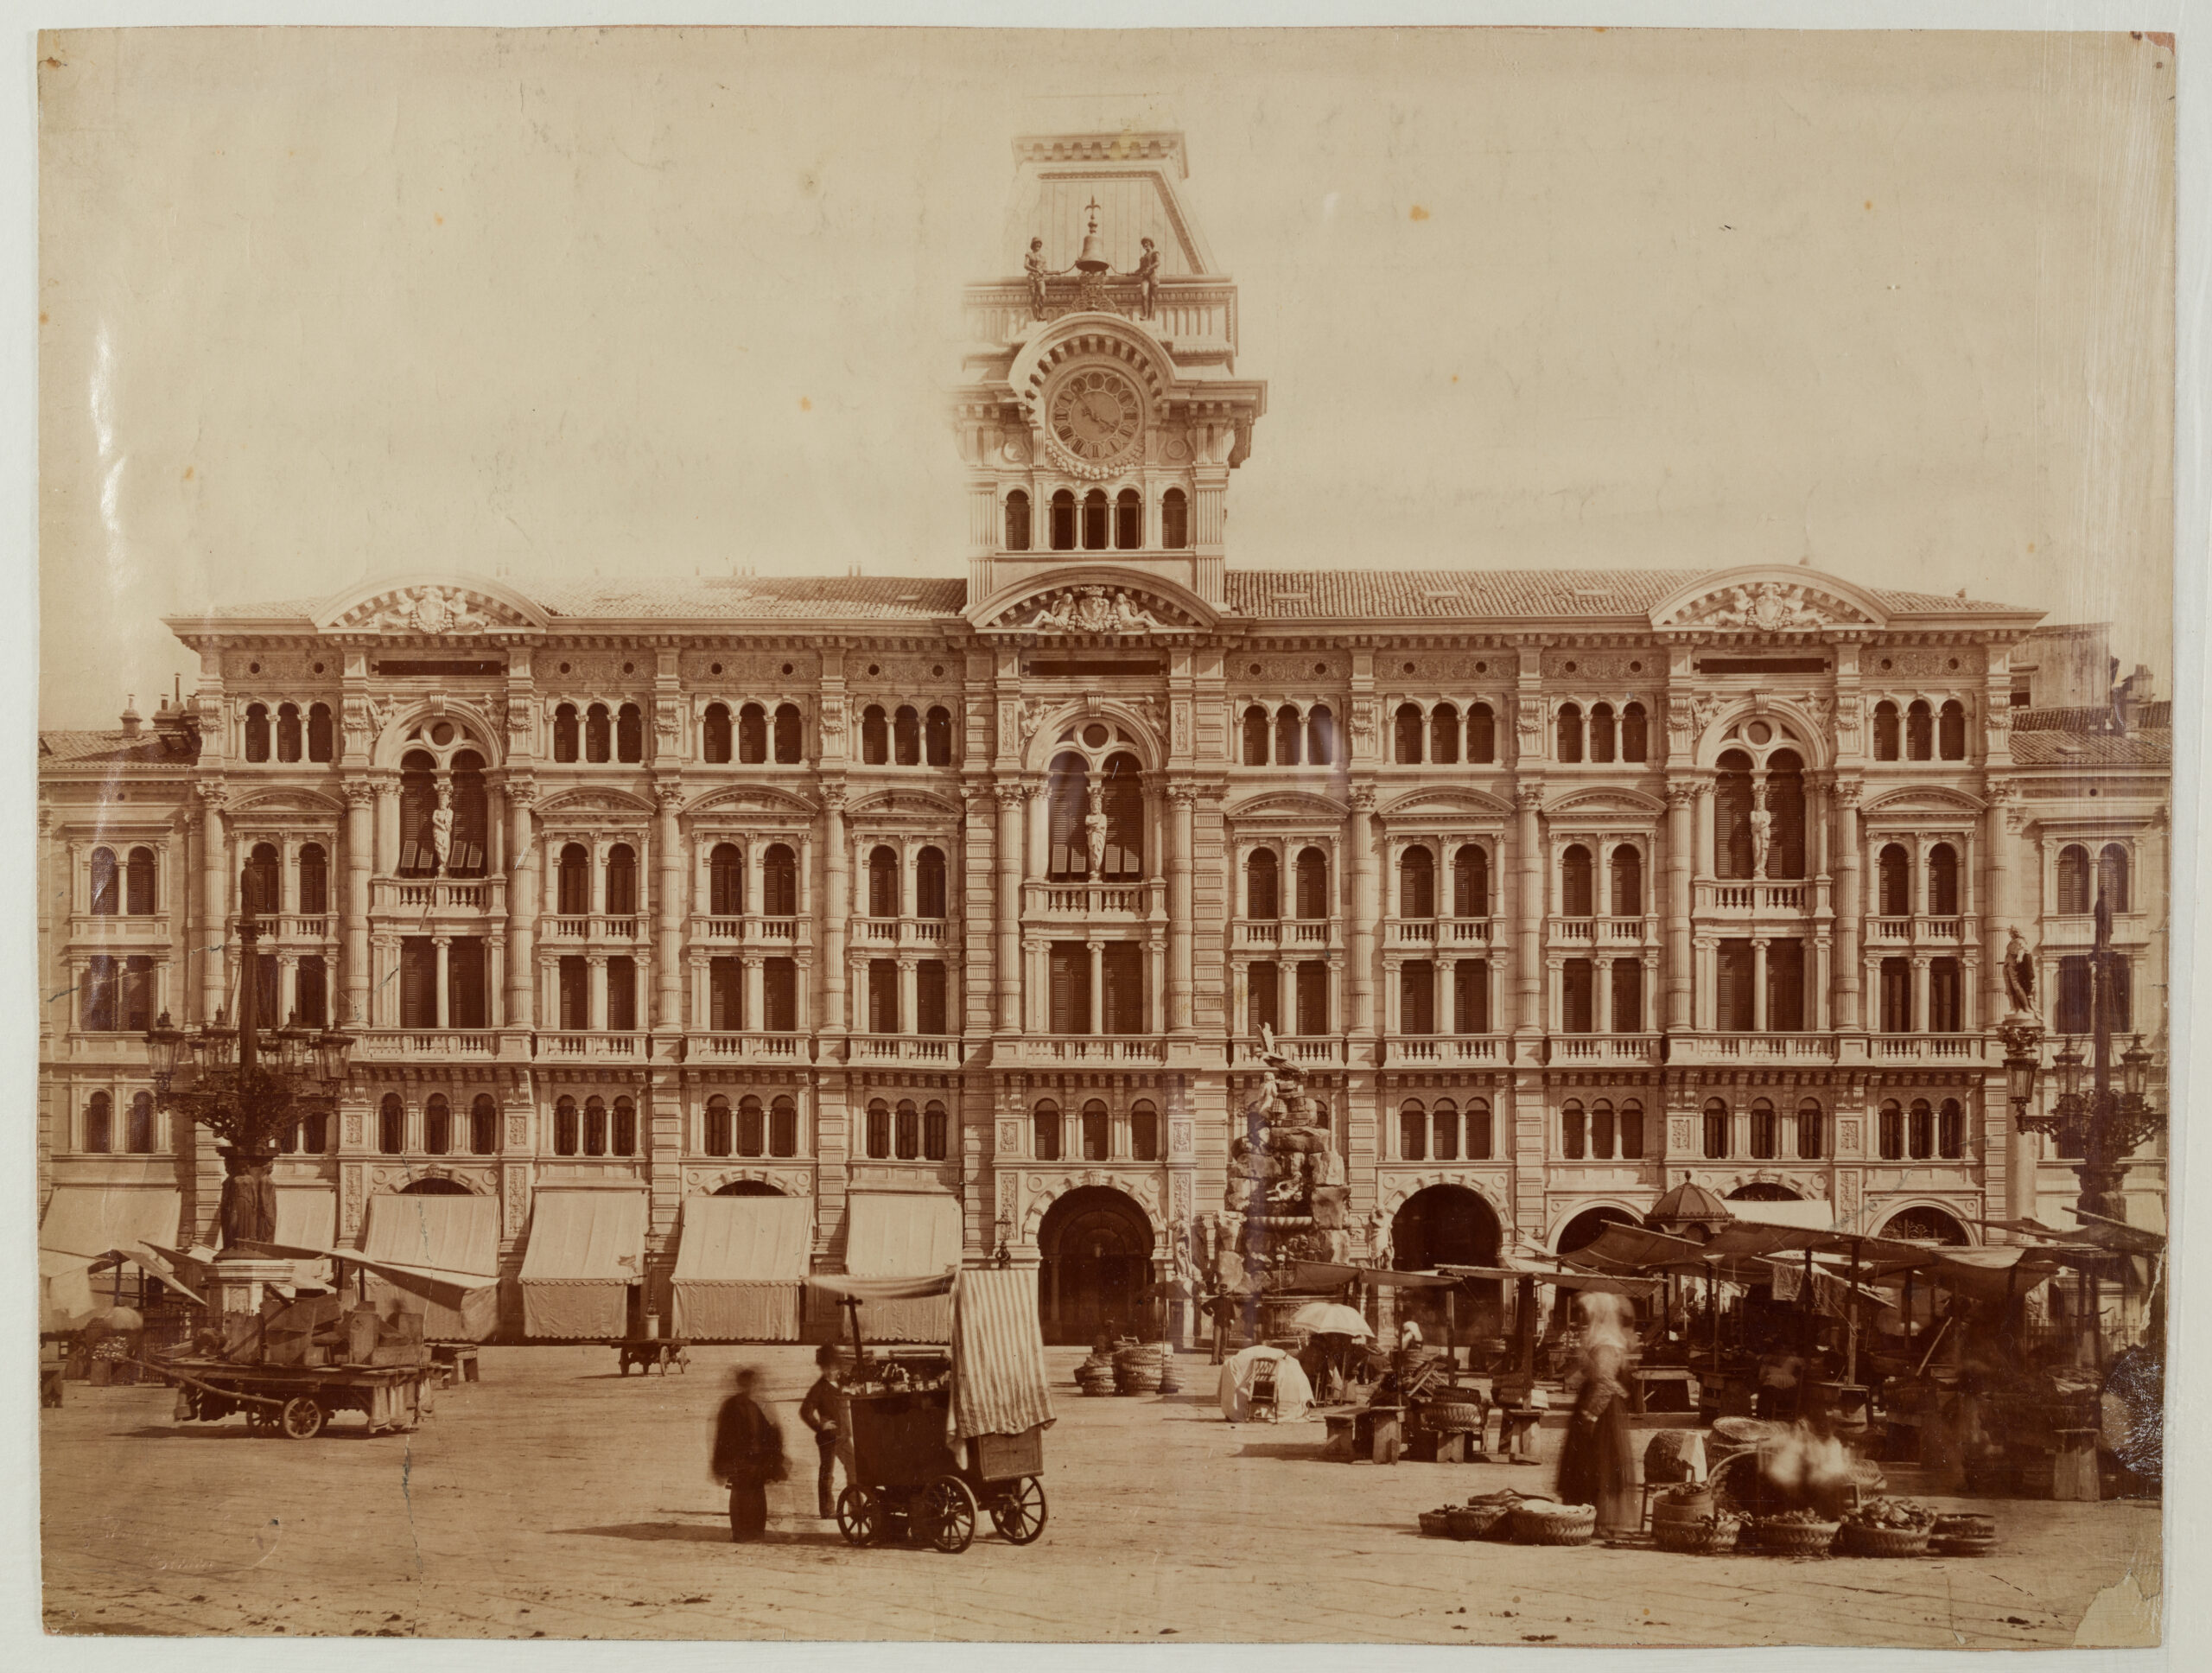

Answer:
[358,1192,502,1339]
[1439,1263,1661,1298]
[671,1194,814,1341]
[272,1185,338,1291]
[1720,1198,1835,1231]
[86,1245,208,1309]
[39,1186,184,1327]
[520,1189,647,1339]
[1291,1262,1471,1290]
[836,1193,963,1339]
[950,1268,1055,1441]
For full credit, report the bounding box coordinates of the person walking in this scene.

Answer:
[1555,1292,1639,1536]
[798,1345,849,1519]
[710,1365,785,1543]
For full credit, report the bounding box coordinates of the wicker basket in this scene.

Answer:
[1929,1536,1999,1558]
[1511,1504,1597,1547]
[1418,1510,1454,1538]
[1747,1517,1840,1557]
[1447,1503,1515,1541]
[1837,1521,1932,1559]
[1930,1514,1995,1541]
[1652,1491,1716,1526]
[1423,1401,1487,1432]
[1653,1516,1741,1555]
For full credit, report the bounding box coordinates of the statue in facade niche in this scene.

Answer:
[2004,927,2037,1015]
[429,783,455,877]
[1747,782,1773,880]
[1084,785,1109,877]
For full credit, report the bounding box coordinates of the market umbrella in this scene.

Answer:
[1646,1180,1734,1239]
[1287,1301,1373,1339]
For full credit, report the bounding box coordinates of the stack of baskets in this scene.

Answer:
[1414,1490,1548,1541]
[1510,1500,1598,1547]
[1113,1342,1170,1396]
[1649,1483,1738,1555]
[1075,1350,1117,1396]
[1835,1497,1936,1558]
[1743,1510,1840,1556]
[1929,1513,1999,1557]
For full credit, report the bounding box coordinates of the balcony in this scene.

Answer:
[538,1030,651,1061]
[1231,917,1339,951]
[690,914,806,947]
[1230,1034,1345,1067]
[1866,915,1971,945]
[1386,916,1500,951]
[1023,880,1165,920]
[1684,1034,1838,1064]
[371,876,506,914]
[68,913,177,945]
[1385,1034,1508,1066]
[1548,916,1653,949]
[1695,881,1817,915]
[852,916,953,948]
[1003,1034,1169,1065]
[541,915,646,944]
[849,1034,963,1065]
[1548,1033,1662,1066]
[1869,1034,1985,1063]
[221,912,338,944]
[354,1027,500,1060]
[687,1031,810,1062]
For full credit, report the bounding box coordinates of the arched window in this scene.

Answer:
[1560,844,1593,918]
[1714,749,1754,878]
[1242,706,1270,766]
[1032,1099,1062,1161]
[1938,699,1967,760]
[1878,844,1910,917]
[1102,754,1145,879]
[380,1092,406,1155]
[448,751,488,877]
[127,1091,156,1154]
[1796,1098,1823,1160]
[1587,703,1615,764]
[244,703,271,762]
[867,846,899,919]
[1909,1097,1935,1160]
[298,843,328,915]
[553,703,580,762]
[771,1096,798,1157]
[1395,703,1424,764]
[739,1095,766,1157]
[861,705,889,765]
[1005,489,1032,551]
[1453,844,1490,918]
[702,703,732,763]
[1295,848,1329,919]
[1400,961,1434,1034]
[1049,489,1076,551]
[1306,706,1334,766]
[762,844,798,916]
[1433,1097,1459,1162]
[1702,1097,1729,1159]
[893,705,921,767]
[1081,488,1109,550]
[1160,488,1188,549]
[1905,700,1933,761]
[772,703,803,763]
[576,703,607,762]
[1400,1098,1427,1162]
[276,703,303,762]
[1430,703,1459,764]
[917,847,947,919]
[1247,849,1280,919]
[1750,1097,1778,1160]
[84,1091,111,1154]
[584,1096,609,1156]
[2056,844,2090,914]
[557,843,591,916]
[923,1099,948,1161]
[471,1094,497,1155]
[1609,845,1642,916]
[1467,703,1496,764]
[1467,1097,1495,1160]
[89,848,118,915]
[613,1097,638,1155]
[1929,843,1960,914]
[1590,1098,1615,1160]
[1872,701,1900,761]
[308,703,334,762]
[1046,753,1090,879]
[864,1098,891,1160]
[1398,845,1435,919]
[126,847,156,914]
[1115,487,1142,550]
[1939,1097,1965,1160]
[704,1095,733,1157]
[1129,1099,1158,1161]
[242,842,281,918]
[423,1094,451,1156]
[734,703,766,764]
[925,706,953,767]
[709,843,744,916]
[605,844,639,916]
[2099,844,2130,913]
[1556,703,1584,763]
[1766,749,1807,879]
[1620,702,1648,762]
[555,1095,579,1156]
[1878,1099,1904,1161]
[1618,1097,1643,1160]
[1275,706,1302,767]
[1561,1099,1586,1160]
[1081,1098,1109,1161]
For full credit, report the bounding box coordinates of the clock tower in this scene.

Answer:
[952,132,1267,634]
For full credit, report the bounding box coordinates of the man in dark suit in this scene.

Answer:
[711,1366,785,1543]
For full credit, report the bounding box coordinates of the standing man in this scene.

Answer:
[798,1345,849,1519]
[710,1366,785,1543]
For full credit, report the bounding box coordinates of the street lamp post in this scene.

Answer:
[993,1210,1014,1269]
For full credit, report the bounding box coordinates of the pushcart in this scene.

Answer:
[806,1267,1053,1555]
[157,1357,434,1439]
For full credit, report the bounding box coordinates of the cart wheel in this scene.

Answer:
[835,1485,881,1548]
[989,1476,1049,1545]
[618,1356,632,1377]
[245,1407,278,1434]
[278,1396,327,1441]
[676,1349,690,1374]
[917,1475,978,1555]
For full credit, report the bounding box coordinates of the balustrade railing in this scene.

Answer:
[1549,1034,1662,1064]
[1007,1034,1169,1065]
[354,1027,499,1059]
[690,1031,807,1061]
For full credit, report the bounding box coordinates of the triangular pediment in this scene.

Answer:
[1377,787,1516,820]
[1860,787,1986,817]
[1225,792,1350,822]
[1548,789,1668,817]
[683,786,819,819]
[318,574,545,635]
[969,567,1216,634]
[1651,567,1887,633]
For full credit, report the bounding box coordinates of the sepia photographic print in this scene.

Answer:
[29,20,2183,1652]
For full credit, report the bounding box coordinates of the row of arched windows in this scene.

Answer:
[400,750,489,876]
[1241,705,1336,767]
[1875,843,1961,916]
[1699,1097,1827,1161]
[2056,843,2131,914]
[242,702,336,764]
[1555,702,1650,765]
[81,1091,158,1154]
[376,1091,499,1155]
[701,703,806,765]
[703,1093,800,1158]
[1878,1097,1967,1161]
[1394,703,1499,765]
[556,843,645,916]
[1560,1097,1647,1160]
[1244,847,1332,919]
[706,843,800,916]
[1872,698,1968,761]
[1007,487,1188,553]
[1394,845,1493,919]
[1046,753,1145,880]
[551,1094,639,1157]
[1397,1097,1494,1162]
[1558,844,1643,917]
[859,704,955,767]
[87,846,158,915]
[552,703,647,764]
[1713,749,1807,879]
[863,845,950,919]
[239,842,329,915]
[1030,1097,1160,1162]
[865,1097,950,1161]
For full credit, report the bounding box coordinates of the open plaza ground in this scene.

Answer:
[40,1343,2161,1646]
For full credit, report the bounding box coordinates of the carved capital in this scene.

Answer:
[341,779,378,809]
[1664,779,1700,811]
[1985,775,2018,805]
[506,777,537,810]
[995,783,1032,811]
[654,782,687,813]
[1832,777,1864,811]
[196,781,229,811]
[1515,783,1546,813]
[1167,785,1202,811]
[1349,786,1378,814]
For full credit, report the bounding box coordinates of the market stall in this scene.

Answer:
[518,1188,648,1339]
[669,1193,812,1341]
[38,1186,183,1331]
[838,1193,963,1341]
[356,1191,501,1341]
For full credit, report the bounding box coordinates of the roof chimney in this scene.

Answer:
[119,695,143,739]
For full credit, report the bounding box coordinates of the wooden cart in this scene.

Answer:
[610,1338,691,1376]
[159,1356,434,1439]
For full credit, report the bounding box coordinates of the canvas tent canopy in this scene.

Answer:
[670,1193,813,1340]
[834,1193,963,1340]
[275,1185,339,1294]
[39,1186,182,1329]
[520,1189,647,1339]
[358,1192,500,1340]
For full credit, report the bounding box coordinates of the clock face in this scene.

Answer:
[1049,368,1143,466]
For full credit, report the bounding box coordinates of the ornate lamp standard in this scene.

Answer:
[993,1210,1014,1269]
[144,916,355,1309]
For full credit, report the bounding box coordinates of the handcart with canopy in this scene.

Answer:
[805,1266,1054,1555]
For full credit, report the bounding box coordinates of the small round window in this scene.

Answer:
[1082,723,1110,748]
[1745,720,1773,746]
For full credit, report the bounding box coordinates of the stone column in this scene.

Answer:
[1599,956,1616,1037]
[432,934,452,1029]
[1664,779,1696,1032]
[897,956,918,1037]
[1910,953,1930,1035]
[1347,786,1379,1037]
[822,786,849,1036]
[505,780,537,1028]
[1168,785,1197,1034]
[995,784,1026,1033]
[1695,783,1716,878]
[588,952,608,1033]
[276,952,299,1027]
[742,954,764,1035]
[1147,933,1167,1035]
[373,780,400,876]
[343,780,374,1026]
[652,783,685,1029]
[1982,779,2016,1022]
[1513,783,1544,1042]
[1751,938,1770,1034]
[198,784,228,1021]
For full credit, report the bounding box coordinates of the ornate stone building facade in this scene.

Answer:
[38,132,2169,1342]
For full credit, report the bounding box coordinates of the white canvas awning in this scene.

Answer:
[836,1193,963,1341]
[357,1192,502,1340]
[39,1186,183,1327]
[1726,1198,1835,1231]
[520,1190,647,1339]
[275,1185,339,1291]
[671,1194,813,1340]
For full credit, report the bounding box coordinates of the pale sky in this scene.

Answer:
[37,26,2175,729]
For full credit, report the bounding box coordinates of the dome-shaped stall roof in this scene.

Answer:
[1645,1180,1735,1238]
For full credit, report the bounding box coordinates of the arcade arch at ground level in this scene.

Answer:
[1035,1186,1156,1346]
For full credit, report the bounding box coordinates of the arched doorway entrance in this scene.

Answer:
[715,1180,784,1198]
[1555,1205,1637,1256]
[1878,1205,1969,1245]
[400,1177,473,1196]
[1390,1186,1503,1339]
[1726,1183,1802,1203]
[1036,1187,1154,1346]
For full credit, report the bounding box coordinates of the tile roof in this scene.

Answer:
[1224,569,1703,619]
[2013,703,2171,734]
[2008,729,2171,767]
[39,730,199,767]
[533,576,969,620]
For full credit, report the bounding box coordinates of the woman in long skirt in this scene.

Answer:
[1554,1292,1640,1535]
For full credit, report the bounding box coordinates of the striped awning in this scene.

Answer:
[950,1268,1054,1441]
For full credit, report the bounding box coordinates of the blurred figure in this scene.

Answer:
[798,1345,849,1519]
[1555,1291,1639,1535]
[710,1365,785,1543]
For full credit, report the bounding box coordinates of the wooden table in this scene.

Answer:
[1630,1366,1699,1414]
[1321,1404,1405,1465]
